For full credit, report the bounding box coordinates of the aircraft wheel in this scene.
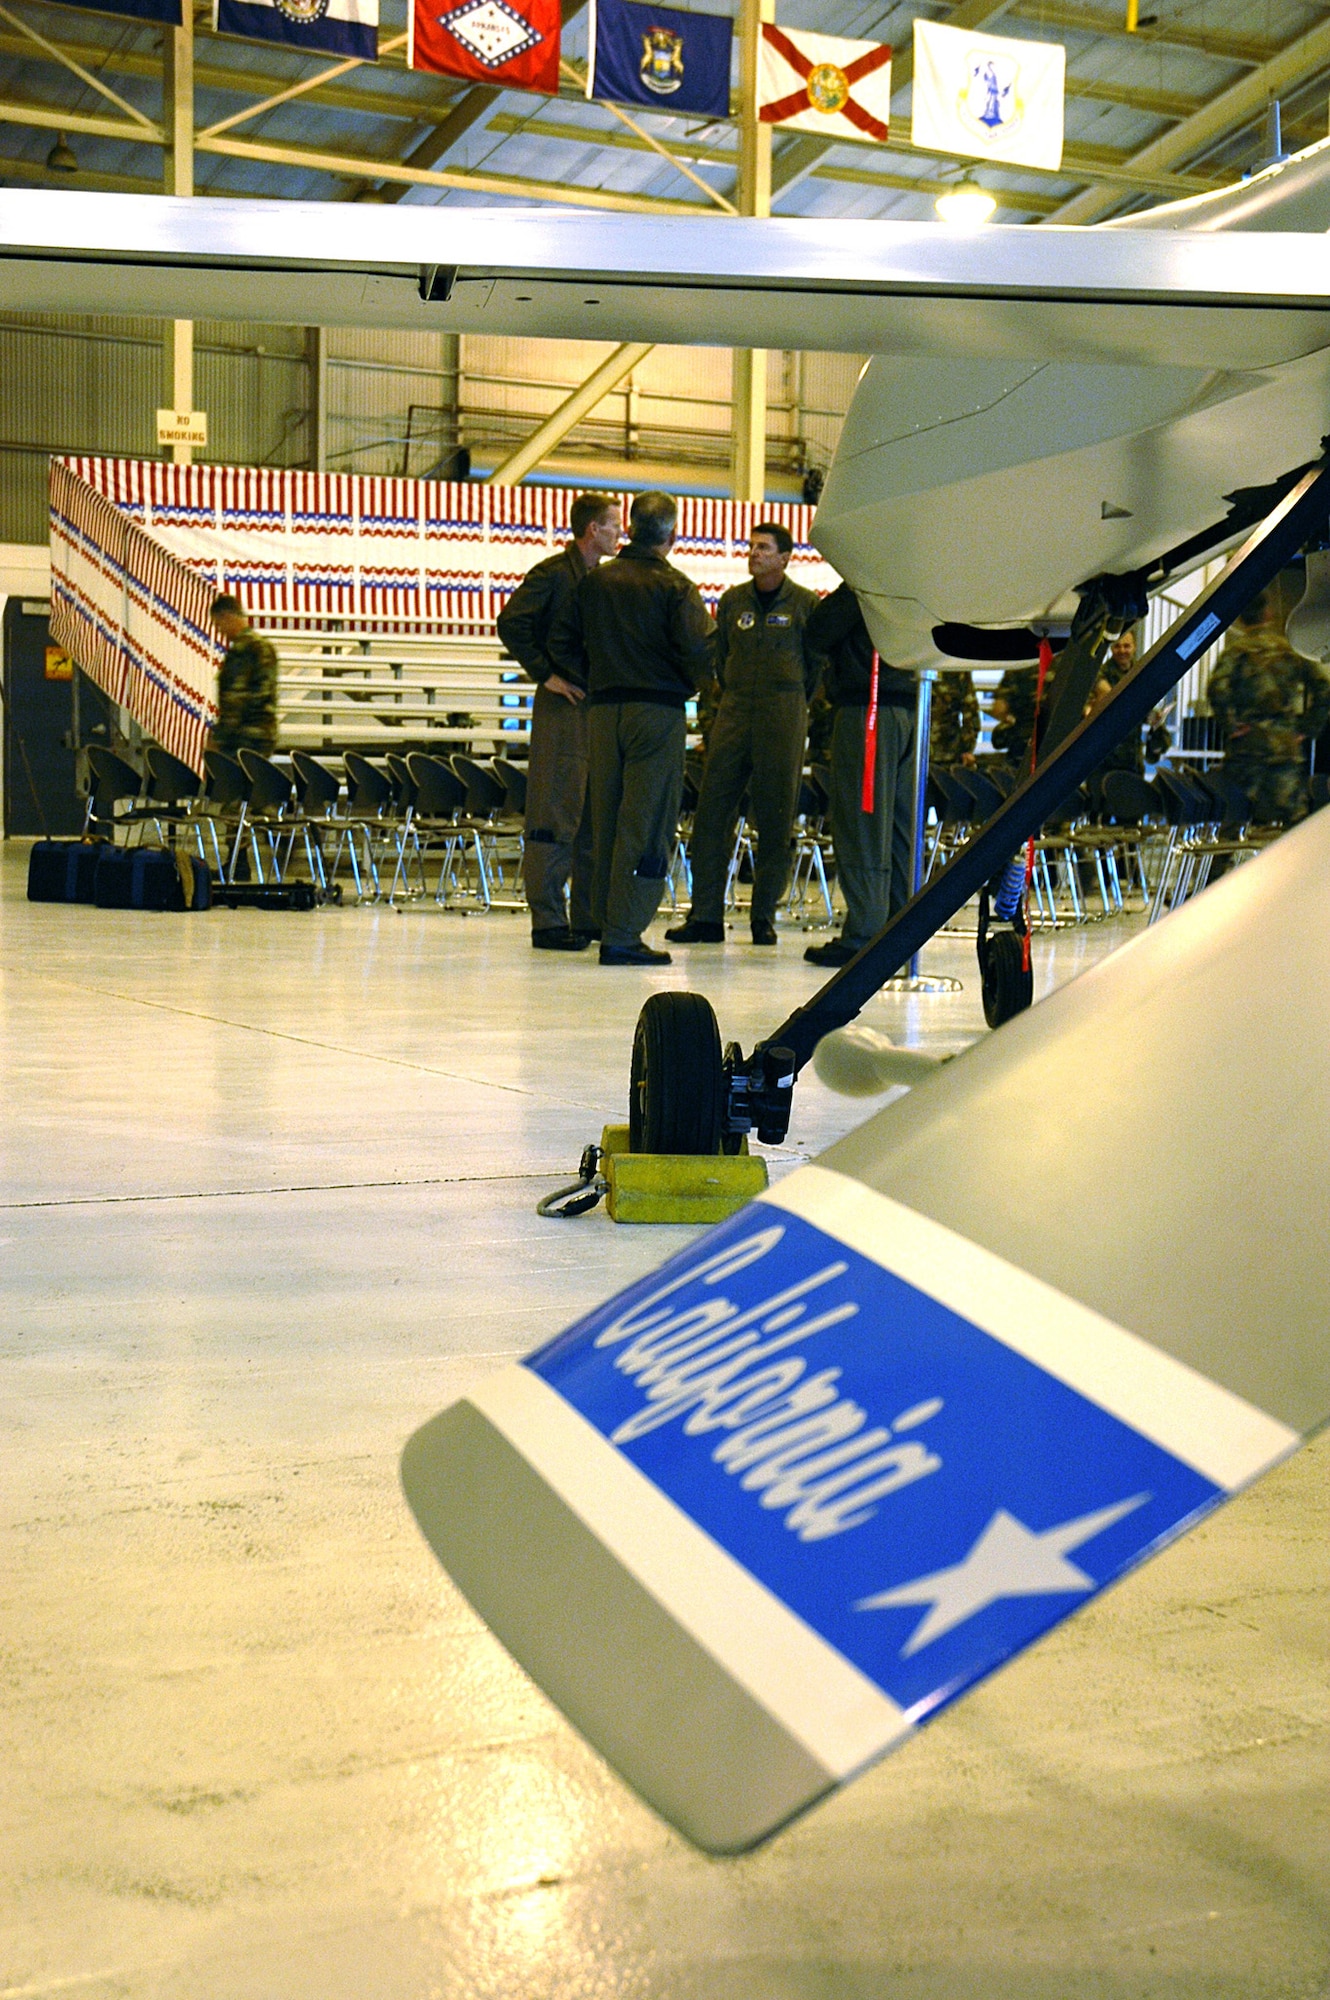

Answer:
[982,929,1034,1029]
[630,991,724,1155]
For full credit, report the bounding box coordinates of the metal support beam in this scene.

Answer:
[163,7,194,466]
[196,32,406,141]
[0,100,158,142]
[1010,0,1276,67]
[379,85,502,203]
[309,326,328,471]
[0,1,160,134]
[199,130,708,212]
[1053,11,1330,224]
[489,342,654,486]
[731,0,771,505]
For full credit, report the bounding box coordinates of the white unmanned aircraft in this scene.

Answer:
[815,136,1330,666]
[7,176,1328,1857]
[6,144,1330,659]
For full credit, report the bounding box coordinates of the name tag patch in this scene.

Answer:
[527,1200,1222,1721]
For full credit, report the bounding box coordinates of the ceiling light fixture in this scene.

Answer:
[935,180,997,226]
[46,132,78,174]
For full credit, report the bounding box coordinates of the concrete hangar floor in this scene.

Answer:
[0,846,1325,2000]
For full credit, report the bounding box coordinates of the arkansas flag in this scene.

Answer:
[912,18,1064,172]
[759,23,891,144]
[410,0,560,93]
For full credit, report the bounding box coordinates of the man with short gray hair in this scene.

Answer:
[549,490,713,965]
[497,492,622,949]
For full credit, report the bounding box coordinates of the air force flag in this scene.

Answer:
[912,17,1065,172]
[214,0,377,60]
[587,0,732,119]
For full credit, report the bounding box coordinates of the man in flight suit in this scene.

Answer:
[549,490,714,965]
[667,523,824,947]
[802,579,917,968]
[496,492,621,950]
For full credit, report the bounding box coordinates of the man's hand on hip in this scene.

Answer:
[545,675,585,705]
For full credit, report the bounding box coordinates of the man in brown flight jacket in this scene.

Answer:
[549,491,714,966]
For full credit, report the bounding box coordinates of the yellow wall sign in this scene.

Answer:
[156,409,208,447]
[44,646,73,682]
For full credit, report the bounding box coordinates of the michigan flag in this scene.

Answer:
[214,0,377,59]
[758,23,891,144]
[912,18,1064,172]
[411,0,560,92]
[587,0,732,119]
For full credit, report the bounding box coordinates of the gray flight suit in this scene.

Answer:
[687,577,823,929]
[831,699,916,947]
[522,684,594,934]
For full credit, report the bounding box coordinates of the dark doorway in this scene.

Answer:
[2,600,113,837]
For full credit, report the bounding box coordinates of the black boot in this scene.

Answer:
[664,918,725,943]
[532,928,590,951]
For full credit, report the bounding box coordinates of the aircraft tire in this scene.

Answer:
[982,928,1034,1029]
[629,991,725,1155]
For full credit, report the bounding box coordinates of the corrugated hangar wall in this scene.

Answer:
[0,318,864,541]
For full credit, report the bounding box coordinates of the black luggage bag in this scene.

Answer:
[27,839,110,904]
[93,846,212,912]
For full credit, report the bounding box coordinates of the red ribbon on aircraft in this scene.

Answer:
[862,649,880,813]
[1021,635,1055,970]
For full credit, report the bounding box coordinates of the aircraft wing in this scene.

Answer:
[6,189,1330,368]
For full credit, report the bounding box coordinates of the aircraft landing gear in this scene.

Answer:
[977,875,1034,1029]
[629,991,725,1155]
[980,927,1033,1027]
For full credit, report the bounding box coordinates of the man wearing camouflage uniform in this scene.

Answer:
[210,594,279,755]
[989,664,1040,770]
[930,672,979,765]
[1207,594,1330,823]
[667,523,824,948]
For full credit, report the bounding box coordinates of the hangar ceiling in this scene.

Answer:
[1,0,1330,226]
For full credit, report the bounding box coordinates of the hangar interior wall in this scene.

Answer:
[0,317,867,542]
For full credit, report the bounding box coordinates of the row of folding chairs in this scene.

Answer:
[80,744,529,907]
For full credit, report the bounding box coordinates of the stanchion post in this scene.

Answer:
[907,668,936,979]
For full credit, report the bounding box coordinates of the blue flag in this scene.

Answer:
[587,0,731,118]
[46,0,181,21]
[214,0,377,61]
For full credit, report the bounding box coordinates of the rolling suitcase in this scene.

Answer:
[27,839,109,904]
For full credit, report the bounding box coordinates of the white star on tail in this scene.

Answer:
[856,1494,1150,1657]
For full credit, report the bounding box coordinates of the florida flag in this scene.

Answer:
[912,18,1064,172]
[759,23,891,144]
[411,0,560,92]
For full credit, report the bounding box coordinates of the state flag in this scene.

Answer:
[410,0,560,91]
[758,23,891,145]
[912,17,1064,172]
[47,0,180,20]
[587,0,731,120]
[214,0,377,60]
